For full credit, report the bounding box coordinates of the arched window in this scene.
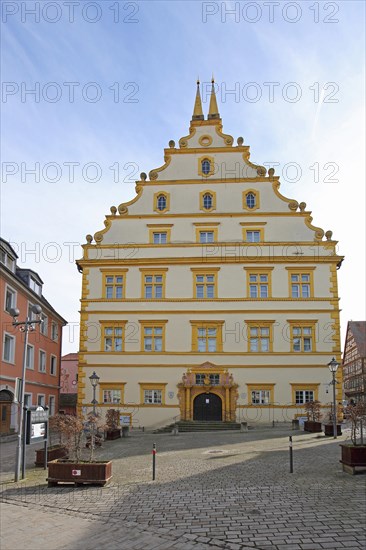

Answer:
[157,194,167,211]
[246,192,256,209]
[201,159,211,176]
[203,193,213,210]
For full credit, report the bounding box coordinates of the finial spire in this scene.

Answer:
[208,76,220,120]
[192,79,204,121]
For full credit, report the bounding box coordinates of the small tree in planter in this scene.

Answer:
[323,406,342,437]
[340,401,366,474]
[47,412,112,487]
[304,400,322,433]
[105,408,121,440]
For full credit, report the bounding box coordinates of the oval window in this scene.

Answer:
[246,192,256,209]
[157,194,167,211]
[203,193,213,210]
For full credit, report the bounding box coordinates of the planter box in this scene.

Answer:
[35,446,68,467]
[304,421,322,433]
[323,424,342,437]
[105,428,121,440]
[340,444,366,474]
[47,459,112,487]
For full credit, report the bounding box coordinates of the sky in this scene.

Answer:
[1,0,365,354]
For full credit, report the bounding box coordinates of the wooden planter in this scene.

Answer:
[35,445,68,467]
[105,428,121,440]
[340,444,366,474]
[304,421,322,433]
[47,459,112,487]
[323,424,342,436]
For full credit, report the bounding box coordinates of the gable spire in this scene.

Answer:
[208,76,220,120]
[192,79,204,121]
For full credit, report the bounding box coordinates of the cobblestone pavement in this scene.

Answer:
[1,425,365,550]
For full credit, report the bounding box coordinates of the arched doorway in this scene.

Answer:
[193,393,222,421]
[0,390,13,434]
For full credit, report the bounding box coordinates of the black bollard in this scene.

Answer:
[152,443,156,480]
[289,435,293,473]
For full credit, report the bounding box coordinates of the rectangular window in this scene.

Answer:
[153,232,167,244]
[191,322,223,353]
[249,274,268,298]
[51,322,58,341]
[103,389,121,404]
[290,272,313,298]
[249,326,271,352]
[3,333,15,363]
[246,230,261,243]
[26,345,34,369]
[49,396,55,416]
[50,355,57,376]
[103,326,124,352]
[39,350,46,373]
[195,373,220,386]
[195,274,215,299]
[30,277,42,295]
[141,270,167,299]
[104,273,125,299]
[5,286,16,313]
[143,326,164,352]
[37,394,45,407]
[199,231,214,243]
[40,314,48,336]
[144,389,162,404]
[295,390,314,404]
[291,326,314,352]
[251,390,271,405]
[24,394,32,408]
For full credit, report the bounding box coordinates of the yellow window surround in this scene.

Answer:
[99,382,126,405]
[290,383,320,403]
[153,191,170,214]
[148,226,172,244]
[246,383,275,405]
[243,189,260,211]
[191,267,220,299]
[244,267,274,298]
[287,320,317,353]
[100,321,127,352]
[195,226,218,243]
[139,320,168,352]
[200,190,217,212]
[139,382,167,405]
[286,267,315,298]
[139,268,168,299]
[198,155,215,177]
[242,227,264,242]
[245,321,275,352]
[190,320,224,352]
[101,269,128,299]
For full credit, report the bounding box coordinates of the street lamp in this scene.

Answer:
[328,357,340,439]
[89,371,100,416]
[9,304,43,481]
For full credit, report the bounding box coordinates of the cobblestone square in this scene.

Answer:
[1,426,365,549]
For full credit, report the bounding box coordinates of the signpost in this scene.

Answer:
[24,406,49,475]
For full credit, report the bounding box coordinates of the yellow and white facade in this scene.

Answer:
[77,81,343,428]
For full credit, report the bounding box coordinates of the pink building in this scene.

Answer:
[59,353,78,414]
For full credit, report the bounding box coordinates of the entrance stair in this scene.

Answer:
[154,420,241,433]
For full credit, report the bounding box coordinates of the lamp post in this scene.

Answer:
[89,371,100,416]
[9,305,43,482]
[328,357,340,439]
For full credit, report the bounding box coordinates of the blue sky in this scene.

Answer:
[1,0,365,353]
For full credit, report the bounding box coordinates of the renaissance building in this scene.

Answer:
[77,81,343,428]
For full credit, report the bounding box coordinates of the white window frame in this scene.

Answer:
[5,285,17,313]
[3,332,15,363]
[26,344,35,370]
[37,394,46,407]
[48,395,56,416]
[50,355,57,376]
[51,322,59,341]
[295,390,315,404]
[102,389,121,404]
[40,314,48,336]
[39,350,46,373]
[144,389,162,404]
[251,390,271,405]
[199,231,214,243]
[24,393,32,408]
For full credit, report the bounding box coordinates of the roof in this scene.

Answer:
[344,321,366,360]
[0,238,18,260]
[61,353,79,361]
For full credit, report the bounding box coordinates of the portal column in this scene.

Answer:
[225,387,230,421]
[185,387,191,420]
